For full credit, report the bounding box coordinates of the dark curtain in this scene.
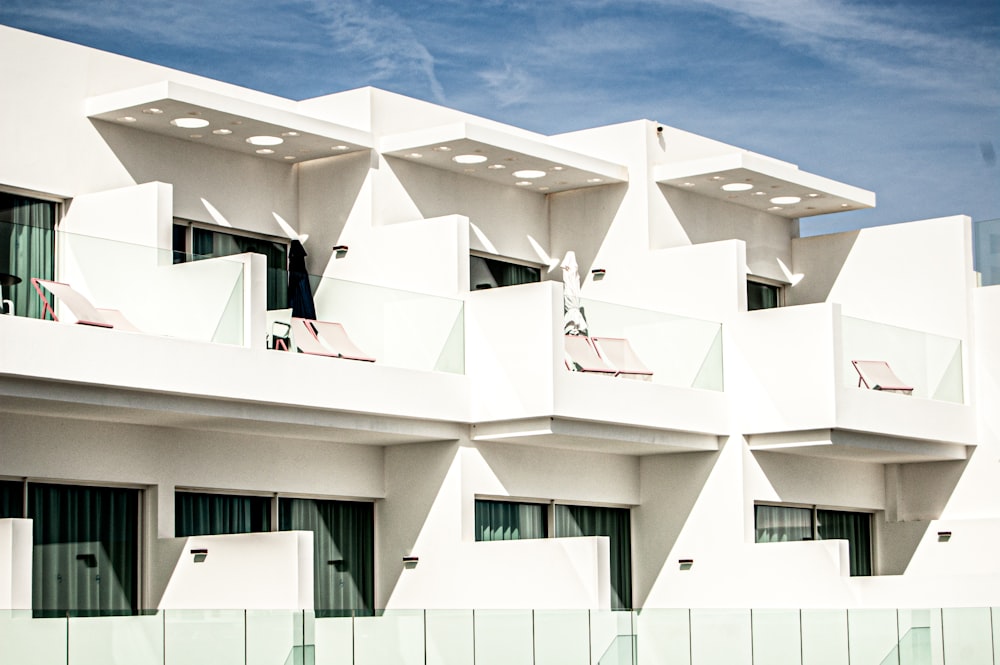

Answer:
[817,509,872,576]
[0,193,55,319]
[555,504,632,609]
[191,227,289,310]
[0,480,24,518]
[279,498,374,616]
[754,505,813,543]
[474,500,547,541]
[286,239,316,320]
[28,483,139,617]
[175,492,271,537]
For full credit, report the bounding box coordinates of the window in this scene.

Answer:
[475,499,548,541]
[0,479,24,518]
[175,491,272,537]
[173,222,289,310]
[470,254,541,290]
[747,279,781,310]
[0,191,56,318]
[474,498,633,610]
[555,504,632,610]
[755,504,873,576]
[279,497,374,616]
[28,482,141,617]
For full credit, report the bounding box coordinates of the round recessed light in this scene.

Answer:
[513,169,546,179]
[768,206,783,211]
[710,175,725,181]
[284,156,296,160]
[807,193,820,198]
[212,129,233,135]
[171,118,210,129]
[189,134,203,139]
[752,191,767,196]
[681,182,696,187]
[487,164,506,170]
[433,146,452,152]
[453,154,488,164]
[551,166,565,171]
[281,131,300,137]
[770,196,801,205]
[246,135,283,146]
[515,181,532,186]
[587,178,603,183]
[538,186,550,191]
[332,145,349,151]
[117,116,137,123]
[405,152,423,159]
[722,183,754,192]
[142,108,163,115]
[256,148,275,155]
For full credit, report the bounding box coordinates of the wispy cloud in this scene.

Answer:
[306,0,446,102]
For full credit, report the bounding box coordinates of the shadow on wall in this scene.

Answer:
[298,151,372,275]
[787,230,860,306]
[549,183,628,279]
[380,441,462,608]
[632,448,722,607]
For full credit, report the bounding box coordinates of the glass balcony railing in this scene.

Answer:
[580,297,724,391]
[841,315,964,403]
[4,606,993,664]
[290,273,465,374]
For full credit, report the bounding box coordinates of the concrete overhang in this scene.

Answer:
[746,428,970,464]
[471,416,721,455]
[85,81,372,163]
[380,122,629,194]
[655,152,875,218]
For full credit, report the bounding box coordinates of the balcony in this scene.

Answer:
[0,228,468,442]
[738,303,974,462]
[467,282,727,454]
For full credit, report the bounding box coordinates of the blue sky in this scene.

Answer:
[2,0,997,235]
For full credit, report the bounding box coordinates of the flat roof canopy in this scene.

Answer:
[381,122,629,194]
[655,152,876,218]
[86,81,372,164]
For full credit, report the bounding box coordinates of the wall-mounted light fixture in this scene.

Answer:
[402,555,419,569]
[332,245,349,258]
[678,558,693,571]
[937,531,952,542]
[591,268,606,281]
[191,548,208,563]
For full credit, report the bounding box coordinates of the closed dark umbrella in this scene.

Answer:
[287,239,316,320]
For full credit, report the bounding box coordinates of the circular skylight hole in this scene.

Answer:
[246,135,283,146]
[453,154,488,164]
[770,196,801,205]
[513,169,547,179]
[171,118,210,129]
[722,183,754,192]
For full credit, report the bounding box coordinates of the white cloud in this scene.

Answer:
[306,0,446,102]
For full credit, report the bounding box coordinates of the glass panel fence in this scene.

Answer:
[841,316,964,403]
[0,607,995,664]
[278,273,465,374]
[580,298,724,391]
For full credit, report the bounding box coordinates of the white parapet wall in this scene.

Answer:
[0,519,32,610]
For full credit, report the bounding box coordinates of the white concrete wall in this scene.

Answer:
[0,519,32,610]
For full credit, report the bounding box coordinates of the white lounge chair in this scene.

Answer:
[32,278,141,331]
[592,336,654,380]
[564,334,616,375]
[292,317,375,362]
[852,360,914,395]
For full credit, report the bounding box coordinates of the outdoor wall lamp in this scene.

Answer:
[191,548,208,563]
[678,558,693,571]
[591,268,606,281]
[333,245,349,258]
[402,555,419,568]
[937,531,952,542]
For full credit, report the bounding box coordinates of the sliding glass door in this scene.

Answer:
[28,483,140,617]
[0,192,56,318]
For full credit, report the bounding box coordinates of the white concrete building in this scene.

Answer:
[1,25,998,664]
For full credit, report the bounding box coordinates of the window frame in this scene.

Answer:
[746,276,784,311]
